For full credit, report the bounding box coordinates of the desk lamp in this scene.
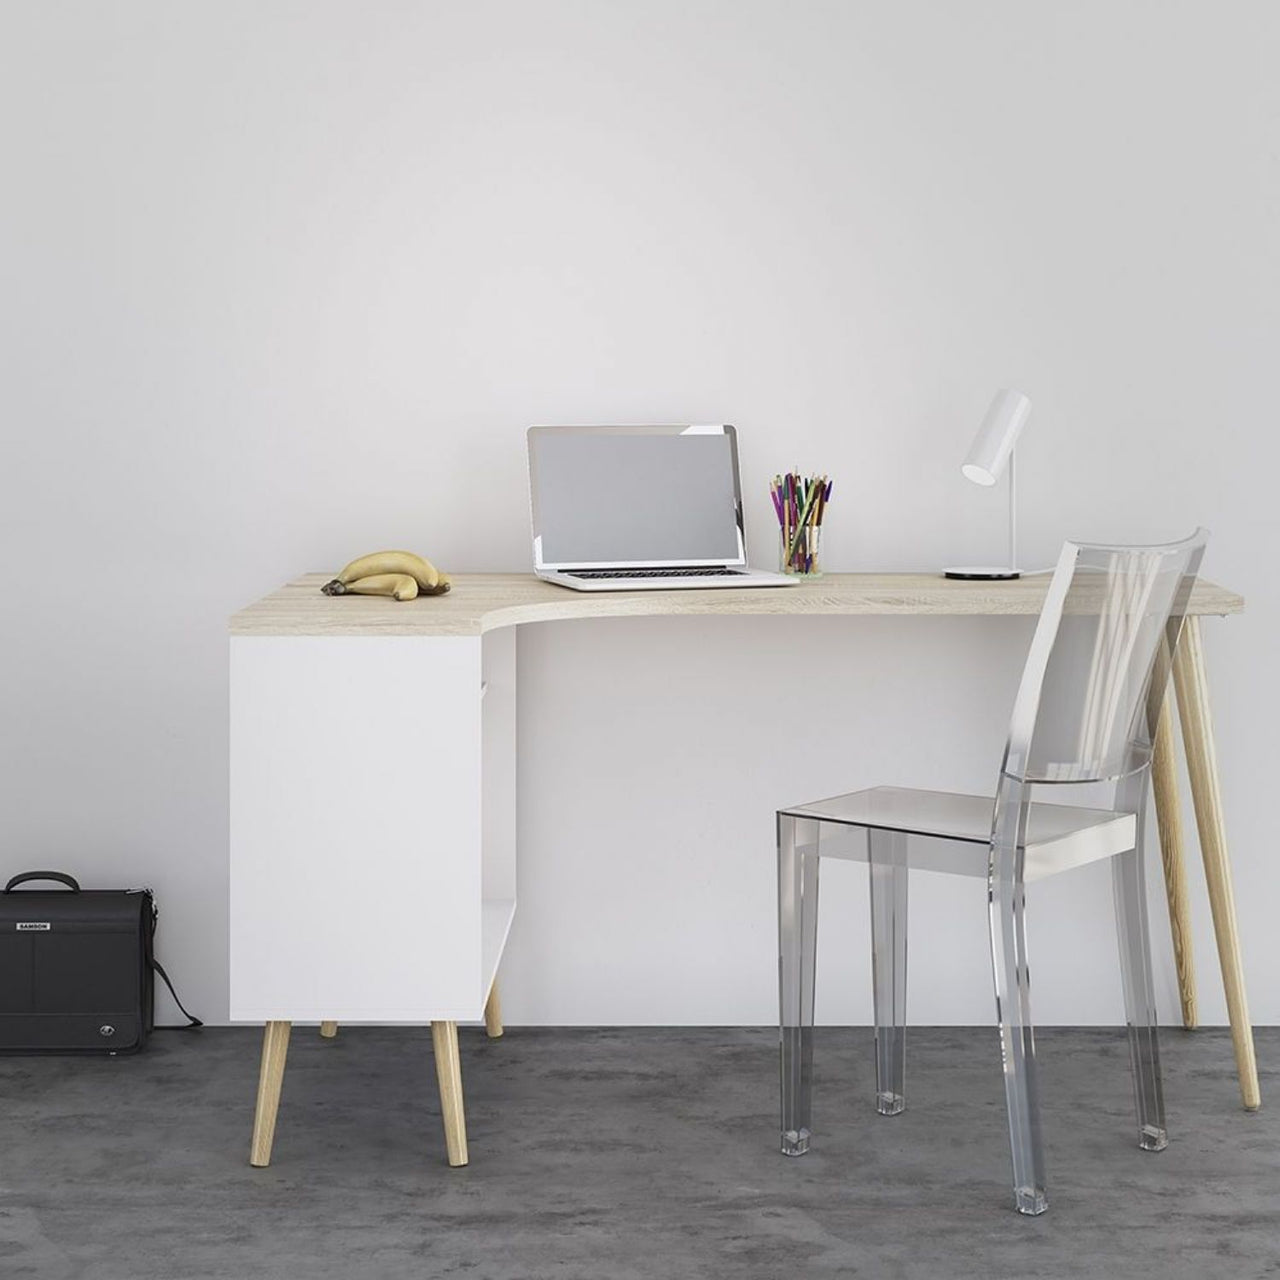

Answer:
[944,388,1031,581]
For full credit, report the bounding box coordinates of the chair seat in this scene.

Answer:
[780,786,1137,882]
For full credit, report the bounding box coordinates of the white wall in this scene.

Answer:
[3,1,1277,1026]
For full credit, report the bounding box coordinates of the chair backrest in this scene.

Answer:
[1001,531,1207,786]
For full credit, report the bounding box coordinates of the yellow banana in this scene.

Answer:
[420,572,451,596]
[325,573,418,601]
[335,550,439,591]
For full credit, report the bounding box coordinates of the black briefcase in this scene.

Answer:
[0,870,200,1054]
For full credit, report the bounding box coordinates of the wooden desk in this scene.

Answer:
[231,571,1244,635]
[229,572,1255,1168]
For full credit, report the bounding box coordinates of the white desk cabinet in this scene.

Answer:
[230,630,515,1024]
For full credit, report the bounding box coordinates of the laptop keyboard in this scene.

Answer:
[566,567,746,580]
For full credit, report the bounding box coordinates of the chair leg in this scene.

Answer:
[484,981,504,1039]
[431,1020,469,1167]
[868,829,908,1116]
[250,1020,292,1168]
[778,813,821,1157]
[989,839,1047,1215]
[319,1021,338,1038]
[1113,839,1168,1152]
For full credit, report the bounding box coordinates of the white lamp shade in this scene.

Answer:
[961,388,1031,485]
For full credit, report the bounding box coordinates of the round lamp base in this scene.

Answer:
[943,566,1021,581]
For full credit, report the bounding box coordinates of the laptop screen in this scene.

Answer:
[529,426,746,569]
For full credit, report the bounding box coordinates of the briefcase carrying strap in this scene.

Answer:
[0,870,200,1053]
[148,934,203,1029]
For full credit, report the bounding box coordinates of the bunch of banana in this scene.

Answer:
[321,551,451,601]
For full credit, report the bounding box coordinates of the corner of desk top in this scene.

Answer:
[1194,580,1245,616]
[227,573,491,637]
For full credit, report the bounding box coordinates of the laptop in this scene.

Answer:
[527,424,797,592]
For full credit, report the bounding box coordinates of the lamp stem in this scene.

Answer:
[1008,448,1018,572]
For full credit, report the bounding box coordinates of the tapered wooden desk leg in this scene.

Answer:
[1151,698,1198,1029]
[1173,617,1260,1111]
[319,1021,338,1038]
[484,980,504,1039]
[431,1020,469,1166]
[250,1020,292,1167]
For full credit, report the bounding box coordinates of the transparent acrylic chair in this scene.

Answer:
[777,532,1207,1215]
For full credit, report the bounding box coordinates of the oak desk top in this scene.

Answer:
[229,573,1245,638]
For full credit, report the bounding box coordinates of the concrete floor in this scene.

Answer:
[0,1026,1276,1279]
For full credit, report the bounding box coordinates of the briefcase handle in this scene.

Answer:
[4,870,81,893]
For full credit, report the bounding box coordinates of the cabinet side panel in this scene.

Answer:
[482,627,518,905]
[230,636,481,1021]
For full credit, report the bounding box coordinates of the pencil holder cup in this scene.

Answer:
[771,473,832,578]
[780,525,822,577]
